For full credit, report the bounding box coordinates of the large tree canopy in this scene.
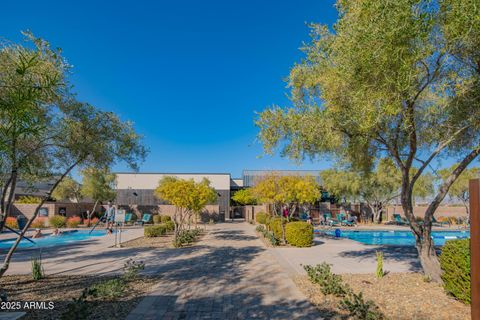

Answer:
[256,0,480,281]
[0,33,148,277]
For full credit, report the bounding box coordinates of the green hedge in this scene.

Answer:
[269,217,284,241]
[152,215,162,224]
[440,239,470,304]
[144,224,167,237]
[164,220,175,231]
[255,212,267,224]
[285,221,313,247]
[49,215,66,228]
[160,215,172,223]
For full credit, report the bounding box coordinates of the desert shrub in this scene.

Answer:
[66,216,82,228]
[264,230,278,245]
[31,217,47,229]
[376,251,384,279]
[5,217,18,229]
[49,215,67,228]
[152,215,162,224]
[144,224,167,237]
[256,225,265,233]
[304,263,348,297]
[91,278,126,299]
[160,215,172,223]
[174,228,201,247]
[31,255,44,281]
[339,291,384,320]
[440,239,470,304]
[122,259,145,281]
[164,220,175,232]
[285,221,313,247]
[255,212,267,224]
[268,217,284,241]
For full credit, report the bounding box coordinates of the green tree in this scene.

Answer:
[154,177,216,242]
[439,165,479,217]
[52,176,83,203]
[80,167,117,221]
[256,0,480,281]
[231,188,257,205]
[0,33,147,278]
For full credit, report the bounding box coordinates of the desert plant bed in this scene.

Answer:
[295,272,469,320]
[0,274,161,320]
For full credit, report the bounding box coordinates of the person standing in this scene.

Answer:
[105,201,116,233]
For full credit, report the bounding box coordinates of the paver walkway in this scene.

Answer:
[127,222,321,320]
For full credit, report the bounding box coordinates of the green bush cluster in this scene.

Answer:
[91,278,126,299]
[255,212,267,224]
[440,239,470,304]
[174,228,202,247]
[304,263,348,296]
[31,255,44,281]
[49,215,66,228]
[339,291,383,320]
[152,215,162,224]
[268,217,284,241]
[164,220,175,231]
[304,263,384,319]
[144,225,167,237]
[255,224,278,245]
[285,221,313,247]
[161,215,172,223]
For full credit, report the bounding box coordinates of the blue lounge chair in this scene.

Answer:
[337,213,354,226]
[393,214,407,225]
[124,213,133,225]
[323,213,339,226]
[136,213,152,225]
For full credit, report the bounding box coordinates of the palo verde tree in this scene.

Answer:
[252,174,320,243]
[0,34,147,278]
[439,165,479,217]
[80,167,117,221]
[231,188,257,205]
[155,177,216,243]
[256,0,480,281]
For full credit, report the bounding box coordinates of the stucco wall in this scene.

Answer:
[386,205,467,218]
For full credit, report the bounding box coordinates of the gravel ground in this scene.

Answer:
[0,274,160,319]
[295,272,470,320]
[121,230,206,249]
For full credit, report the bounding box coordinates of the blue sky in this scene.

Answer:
[1,0,338,177]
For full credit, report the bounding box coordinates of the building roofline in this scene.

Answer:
[114,172,231,176]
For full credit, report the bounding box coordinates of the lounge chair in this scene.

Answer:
[392,214,407,225]
[337,213,354,226]
[432,216,448,227]
[124,213,133,225]
[323,213,339,226]
[135,213,152,225]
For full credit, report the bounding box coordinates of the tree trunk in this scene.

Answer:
[416,235,442,282]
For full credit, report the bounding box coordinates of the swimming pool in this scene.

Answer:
[0,229,112,250]
[316,229,470,246]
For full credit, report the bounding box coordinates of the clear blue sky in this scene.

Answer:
[2,0,338,177]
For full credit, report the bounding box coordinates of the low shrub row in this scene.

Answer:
[260,217,313,247]
[255,224,278,246]
[255,212,267,225]
[144,224,167,237]
[152,214,172,224]
[304,263,384,319]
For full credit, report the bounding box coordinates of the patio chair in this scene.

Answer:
[392,214,407,225]
[323,213,339,226]
[124,213,133,225]
[135,213,152,225]
[337,213,354,226]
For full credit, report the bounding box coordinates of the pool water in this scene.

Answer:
[0,229,112,249]
[317,229,470,246]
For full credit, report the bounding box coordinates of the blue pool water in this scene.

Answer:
[0,229,111,249]
[317,229,470,246]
